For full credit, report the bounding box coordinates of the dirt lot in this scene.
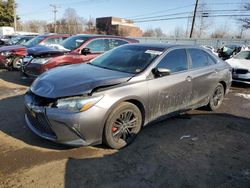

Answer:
[0,69,250,188]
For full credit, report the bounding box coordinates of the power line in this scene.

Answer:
[134,14,250,23]
[133,9,249,21]
[127,4,195,19]
[128,2,246,20]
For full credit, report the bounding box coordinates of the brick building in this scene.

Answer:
[96,17,143,37]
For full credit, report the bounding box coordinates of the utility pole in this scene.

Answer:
[189,0,199,38]
[13,3,17,32]
[50,4,59,33]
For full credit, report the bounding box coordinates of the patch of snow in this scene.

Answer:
[235,93,250,100]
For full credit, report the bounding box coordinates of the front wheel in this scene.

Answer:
[207,83,225,111]
[12,57,23,70]
[104,102,142,149]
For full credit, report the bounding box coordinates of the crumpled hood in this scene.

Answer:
[0,45,25,52]
[227,58,250,70]
[31,63,134,98]
[27,45,66,57]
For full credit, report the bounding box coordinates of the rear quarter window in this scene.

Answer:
[188,48,216,69]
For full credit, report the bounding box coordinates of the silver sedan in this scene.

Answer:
[24,43,232,149]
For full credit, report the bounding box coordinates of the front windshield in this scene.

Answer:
[24,35,45,46]
[90,45,163,74]
[62,35,89,51]
[234,51,250,60]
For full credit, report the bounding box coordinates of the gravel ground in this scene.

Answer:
[0,70,250,188]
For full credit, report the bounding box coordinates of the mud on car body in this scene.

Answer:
[24,43,232,149]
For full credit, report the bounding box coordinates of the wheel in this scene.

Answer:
[12,57,23,70]
[104,102,142,149]
[207,83,225,111]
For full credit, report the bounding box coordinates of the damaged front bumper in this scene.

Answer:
[24,92,107,146]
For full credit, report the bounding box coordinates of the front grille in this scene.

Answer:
[234,68,249,74]
[26,107,56,138]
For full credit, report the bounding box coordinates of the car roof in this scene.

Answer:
[73,34,137,40]
[124,43,203,50]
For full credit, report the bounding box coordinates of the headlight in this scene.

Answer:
[31,58,52,64]
[0,51,12,56]
[56,95,103,112]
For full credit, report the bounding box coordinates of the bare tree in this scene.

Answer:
[142,28,155,37]
[239,3,250,29]
[60,8,85,34]
[85,16,96,34]
[154,28,166,37]
[210,24,229,38]
[21,20,48,33]
[174,26,185,38]
[194,1,213,38]
[143,28,166,37]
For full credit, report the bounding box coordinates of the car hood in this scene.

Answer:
[227,58,250,70]
[31,64,134,98]
[27,45,66,57]
[0,45,25,52]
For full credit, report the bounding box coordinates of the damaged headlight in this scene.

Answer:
[55,95,103,112]
[0,51,12,57]
[31,57,52,64]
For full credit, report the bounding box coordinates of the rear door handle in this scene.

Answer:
[185,76,192,82]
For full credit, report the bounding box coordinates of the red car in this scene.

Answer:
[0,34,69,70]
[21,34,138,79]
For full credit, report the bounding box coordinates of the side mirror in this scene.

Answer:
[81,48,91,55]
[152,67,171,77]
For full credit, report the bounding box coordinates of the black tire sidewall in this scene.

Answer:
[209,83,224,111]
[104,102,142,149]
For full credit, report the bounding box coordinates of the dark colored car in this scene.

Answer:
[5,35,36,46]
[217,45,242,60]
[24,43,232,149]
[0,35,17,46]
[0,34,69,70]
[21,34,138,79]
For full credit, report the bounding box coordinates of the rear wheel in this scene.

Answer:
[104,102,142,149]
[207,83,224,111]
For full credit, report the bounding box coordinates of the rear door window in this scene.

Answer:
[188,49,216,69]
[43,37,64,45]
[157,49,188,73]
[85,39,105,53]
[105,39,129,51]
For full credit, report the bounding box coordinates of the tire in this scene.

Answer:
[104,102,142,149]
[207,83,225,111]
[12,57,23,70]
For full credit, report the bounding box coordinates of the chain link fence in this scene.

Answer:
[133,37,250,48]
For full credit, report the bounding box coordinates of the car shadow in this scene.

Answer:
[64,113,250,187]
[231,82,249,88]
[0,69,33,87]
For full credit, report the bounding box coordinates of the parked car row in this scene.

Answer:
[0,33,69,70]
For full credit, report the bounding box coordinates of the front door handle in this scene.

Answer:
[186,76,192,82]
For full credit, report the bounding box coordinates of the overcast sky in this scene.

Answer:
[16,0,249,36]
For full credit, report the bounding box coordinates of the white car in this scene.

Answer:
[202,45,219,56]
[226,50,250,84]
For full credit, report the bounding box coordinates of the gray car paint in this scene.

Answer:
[25,44,232,146]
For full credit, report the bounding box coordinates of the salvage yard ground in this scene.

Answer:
[0,69,250,188]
